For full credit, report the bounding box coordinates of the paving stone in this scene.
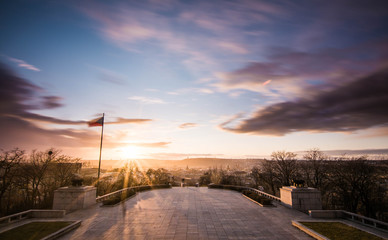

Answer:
[49,187,317,239]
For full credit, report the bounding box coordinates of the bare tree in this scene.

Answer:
[271,151,297,186]
[250,166,260,188]
[0,148,24,215]
[302,148,327,188]
[259,160,279,195]
[20,150,56,208]
[211,167,226,184]
[40,151,81,207]
[328,157,381,217]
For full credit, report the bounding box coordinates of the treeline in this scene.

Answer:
[0,148,81,216]
[200,149,388,221]
[0,148,172,217]
[0,148,174,216]
[89,161,171,196]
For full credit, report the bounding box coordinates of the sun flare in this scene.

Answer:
[118,146,143,159]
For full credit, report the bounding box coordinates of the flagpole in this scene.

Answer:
[97,113,104,196]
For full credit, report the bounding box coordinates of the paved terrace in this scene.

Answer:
[59,187,313,240]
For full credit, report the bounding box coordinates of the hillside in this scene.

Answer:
[83,158,265,170]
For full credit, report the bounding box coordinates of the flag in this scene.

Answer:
[88,116,104,127]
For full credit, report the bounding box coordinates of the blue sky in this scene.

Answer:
[1,0,388,160]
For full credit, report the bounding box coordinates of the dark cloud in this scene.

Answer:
[0,113,99,149]
[215,39,388,97]
[179,123,198,129]
[220,68,388,136]
[0,63,152,150]
[0,62,60,115]
[0,63,97,149]
[41,96,63,109]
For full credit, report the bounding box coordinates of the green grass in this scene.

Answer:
[299,222,384,240]
[0,221,73,240]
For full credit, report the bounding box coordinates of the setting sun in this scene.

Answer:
[117,146,143,160]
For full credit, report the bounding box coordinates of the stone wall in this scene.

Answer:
[53,186,96,213]
[280,186,322,212]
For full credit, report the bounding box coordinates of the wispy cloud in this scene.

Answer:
[93,66,127,85]
[218,41,248,54]
[131,142,171,148]
[79,1,286,75]
[179,123,198,129]
[106,118,152,125]
[128,96,167,104]
[262,79,271,86]
[7,56,40,72]
[167,87,214,95]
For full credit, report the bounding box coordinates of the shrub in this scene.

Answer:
[242,190,273,206]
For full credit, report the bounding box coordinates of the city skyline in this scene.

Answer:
[1,0,388,160]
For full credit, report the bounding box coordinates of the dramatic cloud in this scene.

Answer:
[0,63,59,117]
[0,63,97,149]
[0,63,152,150]
[179,123,198,129]
[214,41,388,98]
[220,68,388,136]
[128,96,166,104]
[7,57,40,71]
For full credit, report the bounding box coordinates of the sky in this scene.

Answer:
[1,0,388,160]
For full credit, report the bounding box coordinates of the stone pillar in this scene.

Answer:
[280,186,322,212]
[53,186,96,213]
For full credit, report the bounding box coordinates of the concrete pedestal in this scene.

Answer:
[280,186,322,211]
[53,186,96,213]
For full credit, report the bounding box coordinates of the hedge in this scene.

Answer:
[242,190,272,206]
[208,184,273,206]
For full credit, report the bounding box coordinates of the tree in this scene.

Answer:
[1,148,81,215]
[210,167,225,184]
[328,157,381,217]
[259,160,279,195]
[153,168,169,184]
[250,166,260,188]
[199,170,211,186]
[0,148,24,215]
[302,148,327,188]
[40,151,81,207]
[271,151,297,186]
[19,150,56,208]
[146,168,170,185]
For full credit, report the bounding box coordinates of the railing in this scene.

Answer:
[342,211,388,232]
[248,188,281,202]
[208,184,280,202]
[0,210,30,225]
[0,210,65,226]
[309,210,388,232]
[96,184,170,203]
